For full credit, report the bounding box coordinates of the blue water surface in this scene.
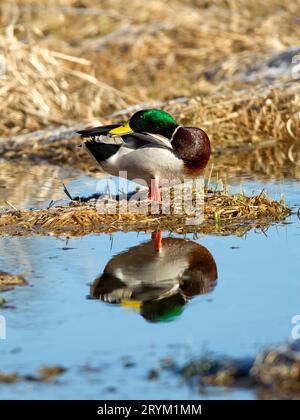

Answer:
[0,174,299,399]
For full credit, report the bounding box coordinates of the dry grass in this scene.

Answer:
[0,189,290,237]
[0,0,300,138]
[1,84,299,174]
[171,85,300,148]
[0,27,129,136]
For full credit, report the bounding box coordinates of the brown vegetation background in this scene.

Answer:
[0,1,299,128]
[0,1,299,180]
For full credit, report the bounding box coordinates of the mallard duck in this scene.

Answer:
[89,234,218,322]
[77,109,211,202]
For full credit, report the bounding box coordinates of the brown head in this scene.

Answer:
[171,126,211,175]
[180,245,218,298]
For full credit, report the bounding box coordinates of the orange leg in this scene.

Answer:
[148,178,161,203]
[152,230,163,252]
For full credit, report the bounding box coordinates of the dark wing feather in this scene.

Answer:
[78,124,172,150]
[77,124,123,138]
[123,132,173,150]
[84,142,120,163]
[80,128,173,164]
[83,133,163,164]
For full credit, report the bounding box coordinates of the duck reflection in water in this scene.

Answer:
[89,232,218,323]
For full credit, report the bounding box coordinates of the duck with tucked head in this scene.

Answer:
[77,109,211,202]
[89,234,218,323]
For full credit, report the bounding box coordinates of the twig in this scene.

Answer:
[62,183,73,201]
[5,201,18,211]
[0,124,86,154]
[77,23,173,52]
[213,139,278,155]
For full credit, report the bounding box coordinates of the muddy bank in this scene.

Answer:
[0,271,27,292]
[169,340,300,400]
[0,365,66,384]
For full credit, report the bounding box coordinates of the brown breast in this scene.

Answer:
[171,126,211,176]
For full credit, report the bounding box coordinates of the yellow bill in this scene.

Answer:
[121,299,142,311]
[109,122,133,136]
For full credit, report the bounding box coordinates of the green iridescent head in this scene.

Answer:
[109,109,178,138]
[129,109,178,135]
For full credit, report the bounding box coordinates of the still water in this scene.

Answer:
[0,161,299,399]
